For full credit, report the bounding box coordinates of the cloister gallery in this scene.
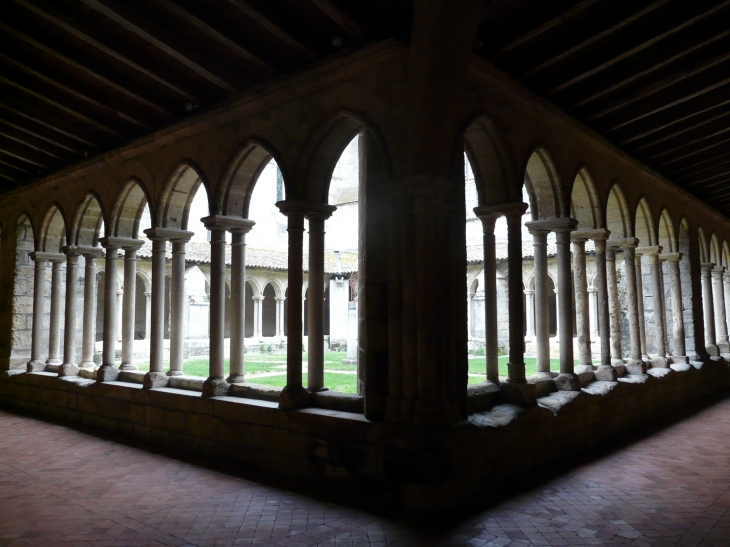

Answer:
[3,0,730,511]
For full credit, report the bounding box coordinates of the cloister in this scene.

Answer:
[3,0,730,513]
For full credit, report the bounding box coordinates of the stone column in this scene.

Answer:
[605,245,622,365]
[525,223,551,379]
[724,271,730,350]
[712,266,729,355]
[635,252,649,359]
[168,232,194,376]
[253,296,264,339]
[142,230,169,388]
[553,287,560,344]
[27,253,49,371]
[306,210,335,392]
[664,253,688,363]
[97,238,121,381]
[45,256,66,367]
[275,297,285,337]
[80,248,102,368]
[60,247,80,375]
[571,234,592,370]
[621,239,644,372]
[701,262,718,355]
[524,290,535,343]
[116,290,123,343]
[554,221,579,390]
[474,209,501,384]
[120,240,145,371]
[144,291,151,340]
[227,222,254,384]
[592,230,616,380]
[588,288,598,341]
[646,247,669,367]
[276,202,312,408]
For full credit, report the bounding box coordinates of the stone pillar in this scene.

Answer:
[275,202,311,409]
[97,238,121,381]
[524,290,535,343]
[120,240,145,371]
[474,209,500,384]
[227,223,254,384]
[725,271,730,351]
[554,222,579,390]
[588,288,598,341]
[275,297,285,337]
[592,230,615,379]
[605,245,623,365]
[665,253,688,363]
[60,247,80,375]
[712,266,729,355]
[525,224,551,379]
[27,253,49,371]
[621,239,644,372]
[168,233,194,376]
[46,256,66,367]
[571,234,592,369]
[253,296,264,339]
[80,249,102,368]
[635,252,649,359]
[116,290,123,343]
[144,291,151,340]
[306,210,335,391]
[142,230,169,388]
[646,247,669,366]
[701,262,718,355]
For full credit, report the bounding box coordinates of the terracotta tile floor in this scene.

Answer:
[2,395,730,547]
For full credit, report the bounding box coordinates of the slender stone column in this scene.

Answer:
[61,247,80,375]
[588,288,598,341]
[554,222,579,389]
[253,296,264,339]
[474,209,501,384]
[701,262,718,356]
[168,233,194,376]
[275,297,285,337]
[120,240,145,371]
[307,210,335,392]
[621,239,644,371]
[553,288,560,343]
[97,238,121,381]
[80,249,102,368]
[591,230,616,379]
[227,223,254,384]
[646,247,669,366]
[144,291,151,340]
[725,271,730,349]
[27,253,49,371]
[665,253,687,362]
[635,253,649,359]
[525,224,551,378]
[571,235,592,369]
[524,290,535,343]
[46,256,66,366]
[142,230,169,388]
[712,266,729,354]
[116,290,123,343]
[606,245,623,364]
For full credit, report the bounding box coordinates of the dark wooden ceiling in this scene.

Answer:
[2,0,730,220]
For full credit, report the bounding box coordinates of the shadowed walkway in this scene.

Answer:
[2,394,730,547]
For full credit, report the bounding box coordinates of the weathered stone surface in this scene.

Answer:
[538,391,580,414]
[230,382,282,403]
[202,377,230,398]
[277,384,310,409]
[554,373,581,391]
[26,360,46,372]
[648,368,673,379]
[618,374,649,384]
[468,404,523,428]
[96,365,120,382]
[670,363,692,373]
[595,365,618,381]
[576,370,595,387]
[58,364,80,377]
[500,381,536,406]
[169,376,205,392]
[312,390,364,414]
[625,359,647,375]
[143,371,169,389]
[581,380,618,396]
[118,371,145,384]
[651,356,670,368]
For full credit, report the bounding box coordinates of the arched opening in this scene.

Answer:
[10,215,36,368]
[134,273,147,340]
[262,283,277,337]
[96,271,105,343]
[245,281,255,337]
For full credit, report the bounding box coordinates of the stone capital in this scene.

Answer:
[30,251,64,263]
[713,265,726,274]
[701,262,715,272]
[571,228,610,242]
[201,215,256,233]
[613,237,639,249]
[525,217,577,233]
[636,245,662,256]
[523,289,534,296]
[143,227,194,242]
[474,202,527,221]
[275,201,336,220]
[252,295,265,302]
[61,245,82,258]
[75,245,104,259]
[660,252,682,263]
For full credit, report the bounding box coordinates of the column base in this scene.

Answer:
[278,384,311,409]
[594,364,618,381]
[120,364,138,371]
[143,371,170,389]
[97,365,120,382]
[341,359,357,365]
[554,373,581,391]
[166,370,184,376]
[574,364,595,374]
[650,356,670,368]
[671,355,689,365]
[202,377,230,398]
[59,364,80,377]
[45,358,62,366]
[26,360,46,372]
[530,371,555,381]
[706,344,720,356]
[226,374,245,384]
[611,358,625,367]
[625,359,647,375]
[80,361,97,368]
[308,386,329,393]
[499,380,536,406]
[718,341,730,354]
[507,362,527,383]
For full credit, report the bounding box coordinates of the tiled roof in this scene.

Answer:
[467,239,596,264]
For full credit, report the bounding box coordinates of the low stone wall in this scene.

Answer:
[1,360,728,511]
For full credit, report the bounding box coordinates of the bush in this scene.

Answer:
[474,347,485,356]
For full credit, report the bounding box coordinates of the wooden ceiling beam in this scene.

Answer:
[657,135,730,167]
[154,0,276,75]
[223,0,316,60]
[308,0,367,41]
[0,22,174,118]
[0,167,20,183]
[635,109,730,151]
[0,102,101,149]
[78,0,238,93]
[648,126,730,160]
[494,0,600,58]
[0,77,125,139]
[14,0,201,103]
[0,140,55,170]
[686,172,730,189]
[0,118,84,156]
[1,53,150,131]
[0,129,69,161]
[0,156,34,175]
[675,154,730,179]
[550,1,730,95]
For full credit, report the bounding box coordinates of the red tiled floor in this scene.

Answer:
[2,394,730,546]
